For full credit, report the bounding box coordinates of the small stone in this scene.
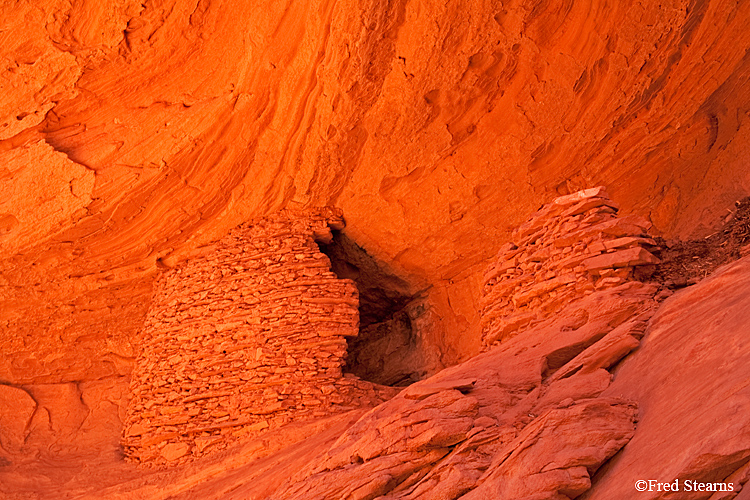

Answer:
[126,423,148,437]
[403,378,477,400]
[473,416,497,428]
[160,442,190,461]
[194,436,222,453]
[582,247,659,271]
[246,420,270,432]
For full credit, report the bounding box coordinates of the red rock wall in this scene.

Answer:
[3,0,750,389]
[481,187,659,346]
[122,208,394,465]
[1,0,749,495]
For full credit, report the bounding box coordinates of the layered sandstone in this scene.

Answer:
[586,255,750,499]
[122,208,395,465]
[1,0,750,498]
[3,0,750,390]
[263,190,663,498]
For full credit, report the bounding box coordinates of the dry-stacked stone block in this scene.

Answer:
[122,208,396,466]
[481,187,660,347]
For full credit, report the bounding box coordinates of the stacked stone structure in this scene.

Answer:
[481,187,660,347]
[122,208,395,466]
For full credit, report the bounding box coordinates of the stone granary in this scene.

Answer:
[122,208,395,466]
[481,187,660,347]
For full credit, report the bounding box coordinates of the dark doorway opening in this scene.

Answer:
[317,231,425,386]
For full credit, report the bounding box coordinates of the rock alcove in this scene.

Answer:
[2,0,750,496]
[317,230,431,387]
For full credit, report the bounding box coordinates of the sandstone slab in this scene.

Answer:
[585,255,750,499]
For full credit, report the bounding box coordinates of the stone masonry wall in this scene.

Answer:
[122,208,395,466]
[481,187,660,347]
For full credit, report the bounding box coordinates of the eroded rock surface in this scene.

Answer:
[2,0,750,391]
[585,255,750,500]
[2,0,750,497]
[0,385,36,456]
[1,193,749,500]
[268,276,659,499]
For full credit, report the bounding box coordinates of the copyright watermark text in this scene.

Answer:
[635,479,734,493]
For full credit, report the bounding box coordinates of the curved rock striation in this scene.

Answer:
[1,0,750,498]
[2,0,750,388]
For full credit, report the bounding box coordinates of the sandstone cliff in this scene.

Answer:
[3,0,750,387]
[2,0,750,498]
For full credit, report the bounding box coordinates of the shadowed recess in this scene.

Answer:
[317,231,424,386]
